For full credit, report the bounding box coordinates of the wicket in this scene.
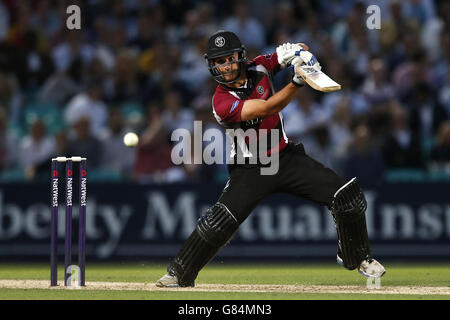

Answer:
[50,156,87,287]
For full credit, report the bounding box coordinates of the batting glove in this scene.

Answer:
[291,57,305,87]
[294,49,322,71]
[276,42,305,68]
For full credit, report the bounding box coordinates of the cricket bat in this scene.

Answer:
[296,64,341,92]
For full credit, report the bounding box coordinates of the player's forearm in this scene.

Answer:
[266,82,301,115]
[241,82,300,120]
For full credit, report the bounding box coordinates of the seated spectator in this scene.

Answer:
[382,104,424,169]
[161,91,194,133]
[393,51,433,102]
[282,89,330,142]
[104,48,145,104]
[302,125,334,170]
[133,104,184,183]
[429,121,450,169]
[0,72,23,124]
[328,98,352,161]
[67,116,102,167]
[40,57,83,105]
[0,108,18,170]
[409,82,448,139]
[18,118,55,180]
[51,30,94,73]
[64,82,108,138]
[176,32,211,96]
[221,1,266,51]
[321,62,370,116]
[99,108,136,177]
[430,28,450,88]
[361,57,395,105]
[54,130,69,158]
[439,72,450,118]
[402,0,437,26]
[341,124,385,189]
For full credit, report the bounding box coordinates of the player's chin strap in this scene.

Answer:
[167,203,239,287]
[331,178,372,270]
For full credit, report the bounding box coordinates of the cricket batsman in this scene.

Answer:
[156,30,385,287]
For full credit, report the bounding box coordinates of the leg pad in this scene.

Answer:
[331,178,372,270]
[168,203,239,286]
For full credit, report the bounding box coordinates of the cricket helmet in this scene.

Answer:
[204,30,248,84]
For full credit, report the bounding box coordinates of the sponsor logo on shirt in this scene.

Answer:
[230,100,239,113]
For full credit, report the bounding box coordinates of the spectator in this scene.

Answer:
[329,97,353,162]
[421,2,450,63]
[431,28,450,90]
[30,0,62,40]
[0,1,9,42]
[342,123,385,189]
[40,57,83,105]
[221,1,266,50]
[18,118,55,180]
[99,108,136,176]
[54,130,69,159]
[392,41,431,100]
[104,48,145,103]
[52,30,94,73]
[379,0,406,55]
[382,104,424,169]
[0,108,18,170]
[176,32,211,96]
[321,62,370,116]
[0,72,23,124]
[266,2,298,44]
[133,103,183,183]
[439,72,450,117]
[409,82,448,139]
[402,0,436,26]
[64,82,108,137]
[161,91,194,133]
[429,121,450,169]
[302,125,335,170]
[282,88,330,142]
[361,56,395,105]
[67,116,102,167]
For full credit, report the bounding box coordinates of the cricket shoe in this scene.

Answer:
[155,273,179,287]
[337,252,386,278]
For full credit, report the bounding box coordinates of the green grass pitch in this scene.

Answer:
[0,262,449,300]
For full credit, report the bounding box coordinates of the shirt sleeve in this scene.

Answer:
[249,52,281,76]
[212,92,245,123]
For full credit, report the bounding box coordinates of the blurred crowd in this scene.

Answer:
[0,0,450,188]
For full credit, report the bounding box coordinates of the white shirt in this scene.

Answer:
[65,93,108,137]
[19,136,55,168]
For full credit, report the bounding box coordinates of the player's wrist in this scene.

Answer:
[291,78,304,87]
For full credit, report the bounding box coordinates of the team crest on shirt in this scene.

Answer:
[257,85,265,95]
